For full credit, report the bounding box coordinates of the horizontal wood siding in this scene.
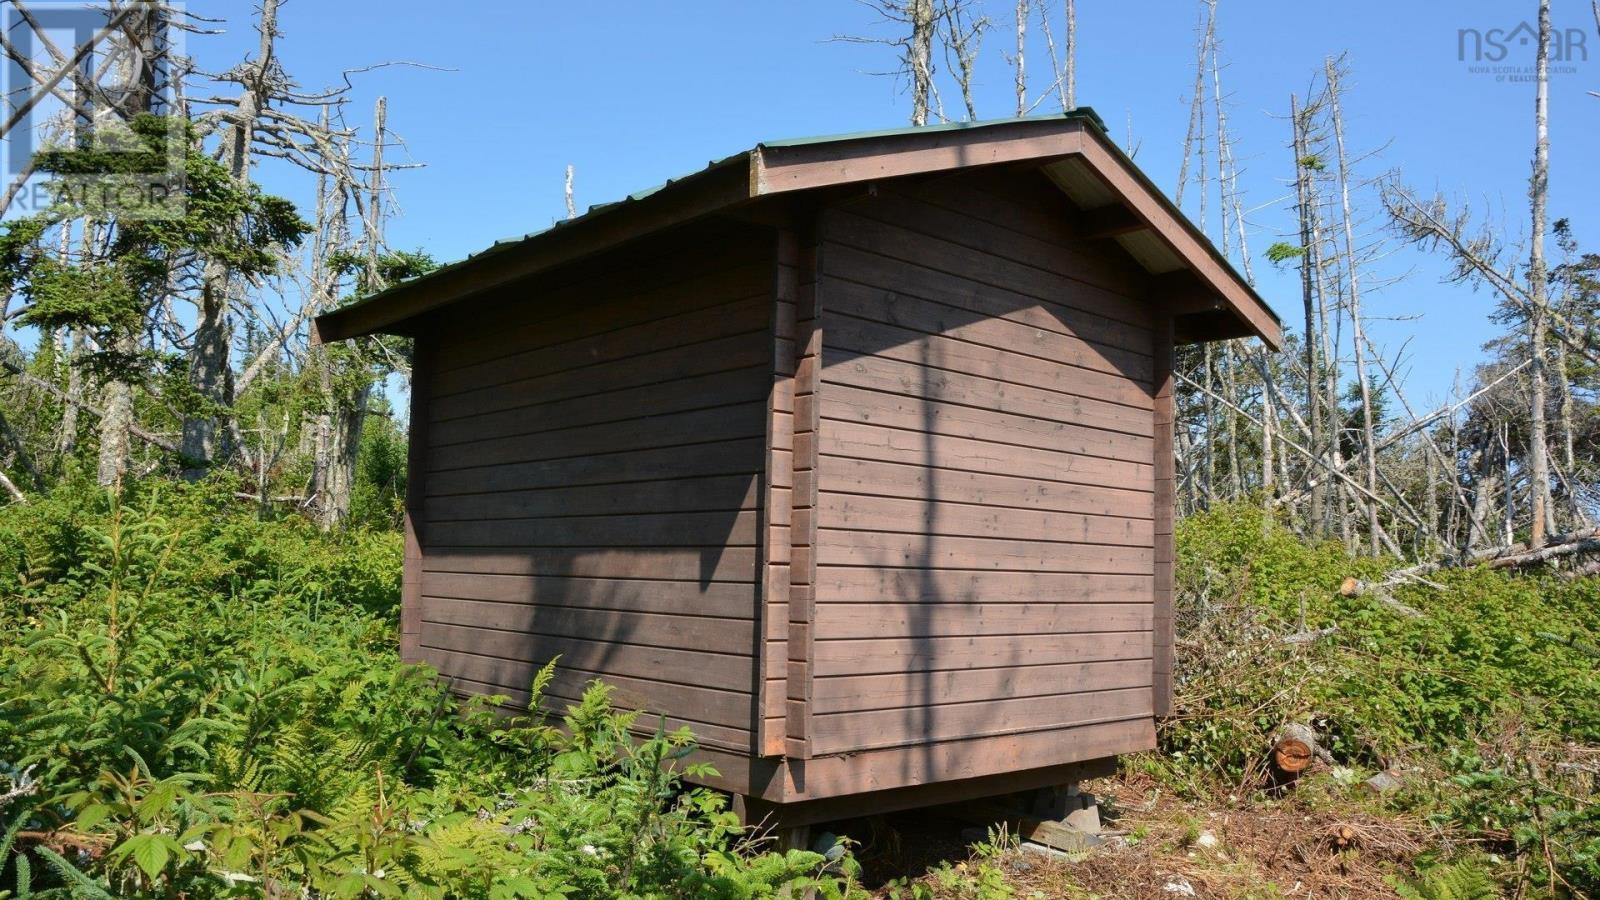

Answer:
[416,224,771,754]
[811,169,1158,757]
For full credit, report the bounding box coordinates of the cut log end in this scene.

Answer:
[1272,723,1321,774]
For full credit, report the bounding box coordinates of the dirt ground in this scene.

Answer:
[836,772,1440,898]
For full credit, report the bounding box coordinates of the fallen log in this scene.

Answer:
[1485,531,1600,569]
[1272,723,1329,774]
[1341,526,1600,619]
[1338,578,1424,618]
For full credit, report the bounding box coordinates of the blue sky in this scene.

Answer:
[165,1,1600,405]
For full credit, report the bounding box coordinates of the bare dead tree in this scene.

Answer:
[181,0,283,478]
[1013,0,1027,116]
[1527,0,1554,544]
[939,0,985,120]
[1064,0,1075,107]
[838,0,940,126]
[1326,57,1380,553]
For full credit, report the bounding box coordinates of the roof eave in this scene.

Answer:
[750,116,1281,351]
[312,152,756,344]
[314,112,1280,351]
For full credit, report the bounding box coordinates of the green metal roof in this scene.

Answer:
[757,107,1110,148]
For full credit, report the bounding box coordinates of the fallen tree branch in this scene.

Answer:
[1282,626,1339,645]
[0,359,179,452]
[0,470,25,505]
[0,765,37,809]
[1485,530,1600,569]
[1338,577,1425,618]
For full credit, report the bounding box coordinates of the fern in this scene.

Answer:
[1393,861,1499,900]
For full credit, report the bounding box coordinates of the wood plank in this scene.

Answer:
[759,230,799,757]
[420,571,757,618]
[841,184,1148,297]
[823,313,1152,410]
[431,365,769,448]
[822,208,1150,329]
[420,648,755,728]
[421,597,755,655]
[823,277,1150,382]
[810,687,1150,754]
[427,220,768,351]
[753,120,1084,195]
[822,241,1151,356]
[425,474,761,523]
[423,547,759,583]
[433,293,770,398]
[812,630,1150,677]
[816,494,1153,546]
[789,718,1155,800]
[429,401,766,472]
[814,566,1151,604]
[402,331,435,664]
[442,671,751,753]
[434,260,770,374]
[819,384,1153,464]
[816,530,1154,574]
[819,456,1151,520]
[1152,311,1176,717]
[820,351,1153,438]
[317,159,752,341]
[1070,135,1281,348]
[811,659,1152,712]
[426,437,764,497]
[428,509,760,549]
[431,329,770,422]
[814,601,1152,639]
[819,421,1153,491]
[420,622,753,693]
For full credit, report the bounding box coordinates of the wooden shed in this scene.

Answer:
[314,110,1281,825]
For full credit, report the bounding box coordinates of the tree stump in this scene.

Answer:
[1272,723,1321,774]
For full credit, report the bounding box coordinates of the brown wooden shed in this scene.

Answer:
[314,110,1281,826]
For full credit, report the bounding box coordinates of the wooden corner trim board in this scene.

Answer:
[400,328,434,666]
[313,117,1277,352]
[756,228,800,757]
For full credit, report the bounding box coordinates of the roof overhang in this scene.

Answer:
[314,112,1281,351]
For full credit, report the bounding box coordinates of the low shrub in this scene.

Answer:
[0,481,861,898]
[1162,502,1600,893]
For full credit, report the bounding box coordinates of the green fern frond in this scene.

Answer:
[1393,861,1499,900]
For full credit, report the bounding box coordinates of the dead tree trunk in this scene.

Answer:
[1326,59,1380,555]
[1013,0,1026,116]
[1527,0,1554,544]
[910,0,935,126]
[1290,94,1325,534]
[96,334,137,488]
[181,0,281,478]
[1064,0,1075,107]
